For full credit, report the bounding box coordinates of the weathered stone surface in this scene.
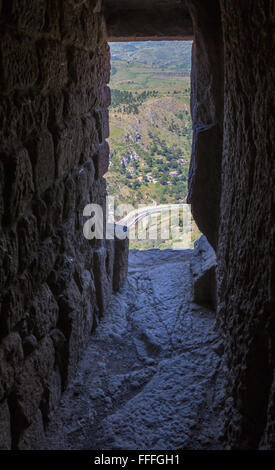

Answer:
[68,47,95,88]
[0,400,11,450]
[191,235,217,310]
[57,277,95,385]
[30,284,59,339]
[61,0,100,50]
[113,236,129,291]
[11,336,55,428]
[188,124,222,250]
[41,368,62,421]
[17,214,39,272]
[94,141,110,178]
[259,370,275,449]
[17,408,45,450]
[217,0,274,449]
[63,88,96,120]
[37,40,68,91]
[80,115,99,163]
[103,0,193,41]
[93,245,114,314]
[97,85,111,109]
[2,148,34,225]
[7,0,46,34]
[28,131,55,194]
[0,33,39,91]
[95,42,111,87]
[0,285,25,334]
[44,250,227,450]
[22,335,38,356]
[187,1,224,251]
[94,109,109,143]
[54,120,83,177]
[0,229,18,292]
[0,161,3,227]
[0,333,24,402]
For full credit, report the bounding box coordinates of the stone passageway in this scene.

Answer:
[44,249,227,450]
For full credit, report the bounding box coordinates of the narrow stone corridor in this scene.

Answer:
[44,249,227,450]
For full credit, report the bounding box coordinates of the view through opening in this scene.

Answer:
[106,41,200,250]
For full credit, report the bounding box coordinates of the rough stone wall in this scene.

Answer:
[187,0,224,251]
[217,0,274,449]
[0,0,128,449]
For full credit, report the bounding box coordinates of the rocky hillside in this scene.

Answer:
[106,42,193,207]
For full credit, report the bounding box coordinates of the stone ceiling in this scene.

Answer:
[102,0,193,41]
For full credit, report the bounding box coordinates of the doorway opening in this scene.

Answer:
[106,40,200,250]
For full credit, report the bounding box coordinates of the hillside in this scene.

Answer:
[110,41,192,71]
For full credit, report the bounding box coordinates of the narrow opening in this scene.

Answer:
[106,40,201,250]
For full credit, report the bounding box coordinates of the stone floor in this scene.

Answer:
[44,249,227,450]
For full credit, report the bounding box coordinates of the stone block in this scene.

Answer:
[95,43,111,86]
[0,161,3,227]
[63,88,97,120]
[92,0,102,13]
[22,335,38,356]
[44,0,61,39]
[93,245,113,314]
[63,175,76,221]
[17,214,39,273]
[3,148,34,225]
[30,283,59,340]
[61,1,99,50]
[0,400,11,450]
[57,277,93,384]
[54,120,83,178]
[11,336,55,428]
[188,124,222,251]
[97,85,111,109]
[94,141,110,178]
[29,236,61,290]
[28,131,55,194]
[37,40,68,91]
[0,33,38,91]
[74,163,94,210]
[113,236,129,291]
[48,90,64,124]
[41,368,62,421]
[48,255,75,297]
[1,284,25,333]
[43,181,65,231]
[191,235,217,310]
[7,0,46,33]
[81,114,99,162]
[94,109,109,143]
[32,198,48,240]
[0,228,18,292]
[6,94,50,145]
[68,47,95,88]
[17,408,45,450]
[0,333,24,402]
